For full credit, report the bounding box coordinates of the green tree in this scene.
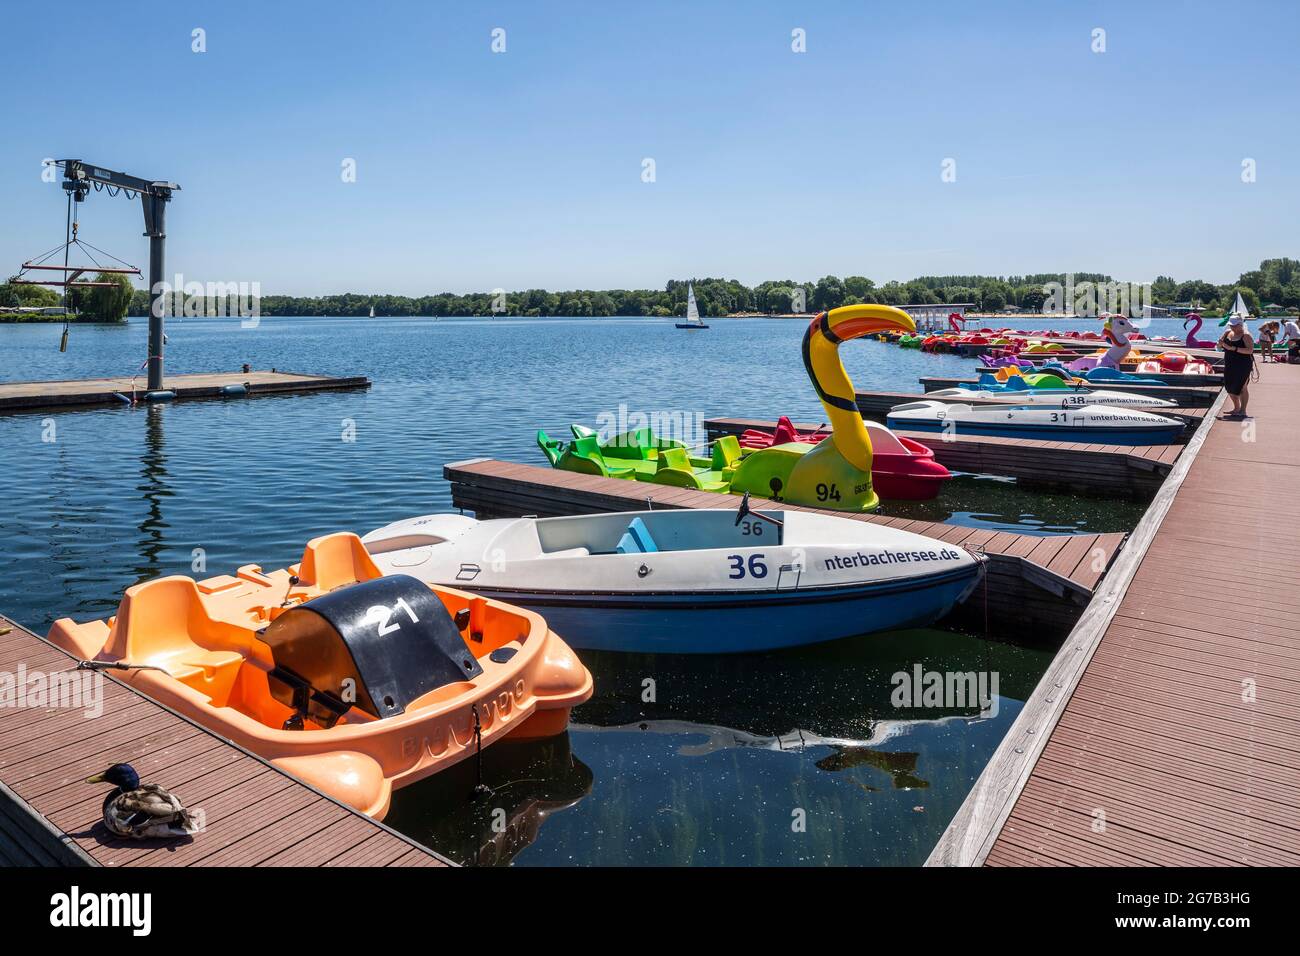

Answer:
[2,280,61,308]
[978,280,1010,312]
[812,275,846,311]
[843,276,876,300]
[78,273,135,322]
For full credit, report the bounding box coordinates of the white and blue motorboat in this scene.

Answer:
[362,503,983,654]
[926,384,1174,408]
[886,400,1185,445]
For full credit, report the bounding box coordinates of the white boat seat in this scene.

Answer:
[545,546,591,559]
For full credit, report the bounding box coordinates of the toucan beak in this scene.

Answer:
[85,772,107,784]
[827,306,916,340]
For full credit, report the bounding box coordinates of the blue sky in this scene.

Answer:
[2,0,1296,295]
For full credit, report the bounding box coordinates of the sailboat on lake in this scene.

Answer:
[675,281,709,330]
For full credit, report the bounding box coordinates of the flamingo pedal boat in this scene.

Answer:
[363,506,984,654]
[47,532,593,819]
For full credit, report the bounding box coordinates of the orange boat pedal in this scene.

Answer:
[48,532,593,820]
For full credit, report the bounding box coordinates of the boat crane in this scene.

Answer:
[10,160,179,389]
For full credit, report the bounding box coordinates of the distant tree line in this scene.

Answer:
[6,258,1298,321]
[0,272,134,322]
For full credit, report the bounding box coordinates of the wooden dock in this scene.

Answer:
[0,615,447,867]
[444,459,1127,636]
[0,370,370,413]
[853,390,1208,436]
[917,376,1219,407]
[928,361,1300,867]
[704,417,1182,498]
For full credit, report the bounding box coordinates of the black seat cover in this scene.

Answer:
[258,574,484,725]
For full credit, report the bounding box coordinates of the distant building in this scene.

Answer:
[901,302,975,331]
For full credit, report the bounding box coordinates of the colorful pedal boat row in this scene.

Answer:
[51,506,987,817]
[537,420,952,502]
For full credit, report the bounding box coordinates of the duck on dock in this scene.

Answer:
[86,763,199,840]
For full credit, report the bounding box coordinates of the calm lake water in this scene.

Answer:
[0,314,1155,865]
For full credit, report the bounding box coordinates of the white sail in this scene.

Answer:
[1230,292,1250,318]
[369,305,375,318]
[686,282,700,324]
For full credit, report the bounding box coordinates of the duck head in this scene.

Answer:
[86,763,139,792]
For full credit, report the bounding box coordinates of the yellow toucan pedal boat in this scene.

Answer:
[48,532,594,820]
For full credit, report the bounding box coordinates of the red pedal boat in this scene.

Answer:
[738,417,951,500]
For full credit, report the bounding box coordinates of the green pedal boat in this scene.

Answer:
[537,425,742,491]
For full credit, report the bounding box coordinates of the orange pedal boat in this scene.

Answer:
[48,532,593,820]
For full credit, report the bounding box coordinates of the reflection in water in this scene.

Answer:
[572,715,991,791]
[576,627,1042,742]
[395,629,1050,865]
[133,403,173,582]
[385,734,593,867]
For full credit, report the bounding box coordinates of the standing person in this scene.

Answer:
[1218,316,1255,418]
[1278,314,1300,364]
[1257,321,1279,362]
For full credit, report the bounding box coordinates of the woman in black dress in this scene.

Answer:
[1218,316,1255,418]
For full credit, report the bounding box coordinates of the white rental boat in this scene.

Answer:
[887,400,1185,445]
[926,386,1175,408]
[362,502,983,654]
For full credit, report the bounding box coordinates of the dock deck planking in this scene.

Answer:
[929,361,1300,867]
[0,369,370,413]
[0,616,448,867]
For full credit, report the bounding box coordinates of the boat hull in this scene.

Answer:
[459,566,981,654]
[886,416,1183,445]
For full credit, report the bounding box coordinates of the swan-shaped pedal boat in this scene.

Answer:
[363,503,984,654]
[48,532,593,819]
